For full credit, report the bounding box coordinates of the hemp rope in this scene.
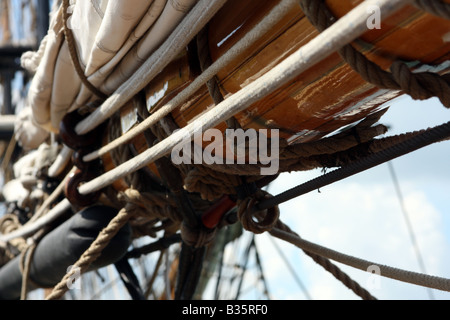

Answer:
[235,190,376,300]
[270,220,450,292]
[8,0,444,300]
[272,219,377,300]
[61,0,107,100]
[45,189,141,300]
[19,242,37,300]
[0,214,27,266]
[299,0,450,108]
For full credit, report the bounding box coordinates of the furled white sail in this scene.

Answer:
[17,0,198,148]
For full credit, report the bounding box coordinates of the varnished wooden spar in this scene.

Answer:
[144,0,450,140]
[105,0,450,190]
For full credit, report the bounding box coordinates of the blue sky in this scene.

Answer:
[249,95,450,300]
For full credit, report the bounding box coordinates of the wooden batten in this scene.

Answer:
[141,0,450,143]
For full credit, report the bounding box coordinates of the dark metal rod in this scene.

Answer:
[256,120,450,210]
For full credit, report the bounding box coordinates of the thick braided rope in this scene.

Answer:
[45,193,137,300]
[272,220,377,300]
[413,0,450,20]
[299,0,450,108]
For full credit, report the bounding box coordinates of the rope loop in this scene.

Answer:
[237,190,280,234]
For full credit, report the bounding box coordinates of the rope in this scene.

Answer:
[78,0,411,197]
[271,220,377,300]
[45,192,136,300]
[299,0,450,108]
[413,0,450,20]
[256,120,450,211]
[0,135,16,172]
[82,0,299,163]
[0,214,27,266]
[61,0,107,100]
[270,222,450,292]
[27,167,75,224]
[19,242,37,300]
[196,24,241,129]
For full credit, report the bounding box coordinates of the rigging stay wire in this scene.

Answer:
[387,161,435,300]
[267,235,312,300]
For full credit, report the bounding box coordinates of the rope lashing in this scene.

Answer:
[78,0,412,197]
[59,111,106,207]
[256,120,450,211]
[61,0,108,100]
[299,0,450,108]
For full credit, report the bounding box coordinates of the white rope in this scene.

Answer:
[269,227,450,292]
[0,199,71,244]
[83,0,299,162]
[74,0,228,135]
[78,0,413,196]
[48,145,73,178]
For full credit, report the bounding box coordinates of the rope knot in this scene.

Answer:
[180,223,216,248]
[117,188,146,217]
[237,190,280,234]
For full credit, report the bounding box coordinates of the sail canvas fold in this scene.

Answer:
[17,0,198,148]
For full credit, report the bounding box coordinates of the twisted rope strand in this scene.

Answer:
[45,203,134,300]
[300,0,450,108]
[272,220,377,300]
[270,223,450,292]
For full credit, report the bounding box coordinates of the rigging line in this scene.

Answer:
[82,0,299,163]
[78,0,411,196]
[234,233,254,300]
[214,228,228,300]
[267,234,312,300]
[270,224,450,292]
[144,249,165,299]
[0,135,16,172]
[256,120,450,211]
[387,161,435,300]
[252,237,272,300]
[164,249,172,300]
[0,198,71,243]
[89,275,122,300]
